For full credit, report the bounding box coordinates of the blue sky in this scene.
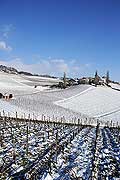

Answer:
[0,0,120,80]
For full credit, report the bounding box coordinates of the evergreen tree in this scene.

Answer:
[95,70,98,77]
[94,70,99,86]
[63,72,66,88]
[106,70,109,85]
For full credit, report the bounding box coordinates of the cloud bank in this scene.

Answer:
[0,58,91,77]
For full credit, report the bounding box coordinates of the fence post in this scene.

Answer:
[3,110,5,117]
[110,120,112,127]
[55,130,58,163]
[116,121,119,127]
[26,125,29,156]
[33,113,34,120]
[24,113,25,121]
[16,112,17,121]
[41,114,44,121]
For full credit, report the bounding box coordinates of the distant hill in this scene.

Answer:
[0,64,57,78]
[19,71,33,76]
[0,65,18,74]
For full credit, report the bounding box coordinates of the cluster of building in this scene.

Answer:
[0,93,13,100]
[57,71,110,89]
[79,71,109,86]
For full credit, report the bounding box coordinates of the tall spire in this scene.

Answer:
[94,70,99,86]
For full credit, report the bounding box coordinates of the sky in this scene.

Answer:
[0,0,120,80]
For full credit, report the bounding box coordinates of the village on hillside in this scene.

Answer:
[54,70,119,89]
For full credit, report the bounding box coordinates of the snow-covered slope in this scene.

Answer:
[110,83,120,90]
[56,86,120,124]
[0,72,56,94]
[0,72,120,125]
[0,72,51,117]
[0,72,90,122]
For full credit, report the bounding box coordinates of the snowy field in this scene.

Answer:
[0,72,119,180]
[110,82,120,90]
[0,118,119,179]
[0,72,90,123]
[0,72,120,125]
[0,72,58,94]
[56,86,120,125]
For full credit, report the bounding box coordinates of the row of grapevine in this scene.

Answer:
[0,115,119,179]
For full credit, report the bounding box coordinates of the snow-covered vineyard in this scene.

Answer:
[0,73,120,126]
[0,116,119,179]
[0,72,120,179]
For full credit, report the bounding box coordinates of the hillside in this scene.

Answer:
[0,71,119,126]
[0,64,56,78]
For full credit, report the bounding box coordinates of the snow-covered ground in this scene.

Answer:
[0,119,119,179]
[0,72,120,125]
[0,72,58,91]
[110,82,120,90]
[20,74,61,86]
[0,72,119,179]
[56,86,120,125]
[0,72,90,122]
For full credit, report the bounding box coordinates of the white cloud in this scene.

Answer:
[0,58,92,77]
[0,41,12,51]
[0,24,14,38]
